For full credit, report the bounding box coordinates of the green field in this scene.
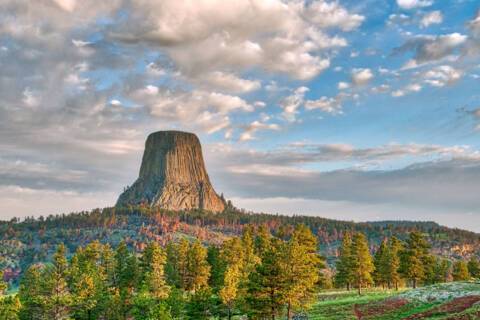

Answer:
[308,282,480,320]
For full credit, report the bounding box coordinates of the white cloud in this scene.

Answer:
[201,71,261,93]
[239,120,280,141]
[303,1,364,31]
[395,33,467,68]
[52,0,77,12]
[423,65,463,87]
[420,11,443,28]
[397,0,433,10]
[470,11,480,37]
[305,96,343,114]
[351,68,374,86]
[280,86,309,122]
[22,88,39,107]
[371,84,390,94]
[387,14,411,26]
[112,0,363,80]
[392,83,422,97]
[338,81,350,90]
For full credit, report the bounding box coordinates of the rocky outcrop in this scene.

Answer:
[116,131,225,212]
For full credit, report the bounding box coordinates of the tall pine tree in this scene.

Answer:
[335,232,355,290]
[351,233,374,295]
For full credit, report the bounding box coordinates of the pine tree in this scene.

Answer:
[335,232,355,290]
[187,240,211,293]
[44,244,71,320]
[467,257,480,278]
[115,241,139,317]
[422,254,437,285]
[141,242,170,299]
[373,240,389,289]
[434,258,452,283]
[69,242,109,320]
[165,241,181,288]
[0,295,21,320]
[386,236,402,290]
[218,237,245,318]
[18,264,45,320]
[399,231,430,288]
[453,260,470,281]
[246,238,286,320]
[185,288,214,320]
[351,232,374,295]
[131,291,172,320]
[242,225,260,272]
[172,239,190,290]
[206,246,225,292]
[254,225,271,256]
[282,224,324,319]
[0,270,7,295]
[219,265,241,320]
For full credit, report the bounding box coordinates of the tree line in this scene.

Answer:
[0,224,324,320]
[335,231,480,294]
[1,227,479,319]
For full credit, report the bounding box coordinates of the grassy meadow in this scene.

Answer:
[308,282,480,320]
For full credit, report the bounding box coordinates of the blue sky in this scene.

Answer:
[1,0,480,231]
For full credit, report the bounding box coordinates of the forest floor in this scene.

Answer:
[308,282,480,320]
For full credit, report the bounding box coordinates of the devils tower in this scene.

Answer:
[116,131,225,212]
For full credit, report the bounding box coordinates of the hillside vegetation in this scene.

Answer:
[1,206,479,287]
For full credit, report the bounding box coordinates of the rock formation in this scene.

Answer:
[116,131,225,212]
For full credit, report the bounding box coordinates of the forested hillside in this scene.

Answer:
[1,206,478,288]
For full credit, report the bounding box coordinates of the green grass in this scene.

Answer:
[308,282,480,320]
[308,289,400,320]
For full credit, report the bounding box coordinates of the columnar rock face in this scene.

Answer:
[116,131,225,212]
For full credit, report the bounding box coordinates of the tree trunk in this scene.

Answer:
[358,281,362,295]
[287,302,292,320]
[227,307,231,320]
[413,278,417,289]
[347,282,351,291]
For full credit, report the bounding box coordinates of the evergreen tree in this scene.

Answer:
[18,265,45,320]
[165,242,181,288]
[453,260,470,281]
[386,236,402,290]
[218,237,245,318]
[69,242,109,320]
[207,246,225,292]
[140,242,170,300]
[165,288,187,319]
[43,244,71,320]
[399,231,430,288]
[0,295,21,320]
[373,240,389,289]
[219,265,241,320]
[433,258,452,283]
[467,257,480,278]
[282,224,324,319]
[335,233,355,290]
[115,241,139,317]
[131,292,172,320]
[247,238,286,319]
[254,225,271,256]
[351,232,374,295]
[185,288,215,320]
[422,254,437,285]
[0,270,7,295]
[186,240,211,293]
